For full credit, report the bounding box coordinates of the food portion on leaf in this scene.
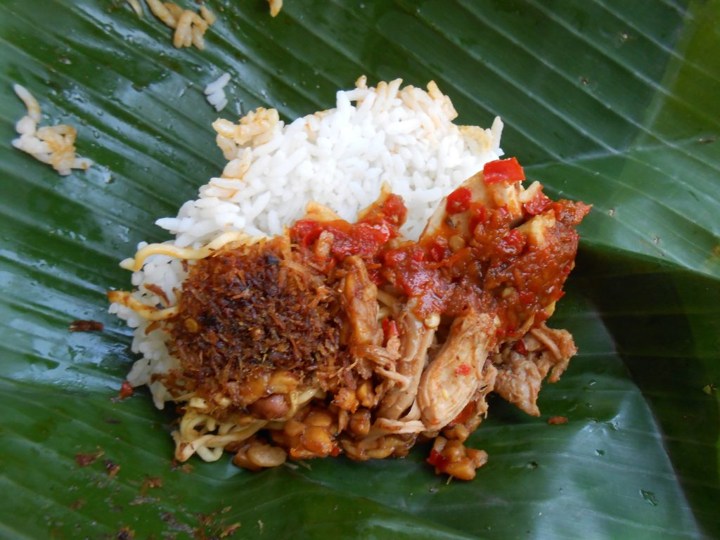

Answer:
[109,78,588,480]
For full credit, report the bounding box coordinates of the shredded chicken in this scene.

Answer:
[417,310,497,430]
[491,324,577,416]
[377,308,434,420]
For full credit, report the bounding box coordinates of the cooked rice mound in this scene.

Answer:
[109,78,589,480]
[156,76,504,244]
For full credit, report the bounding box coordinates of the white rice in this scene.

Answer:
[161,77,503,244]
[11,84,93,176]
[204,72,230,112]
[111,77,504,403]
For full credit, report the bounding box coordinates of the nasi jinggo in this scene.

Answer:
[110,78,589,480]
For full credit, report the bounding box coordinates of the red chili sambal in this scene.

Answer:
[288,162,589,342]
[290,193,406,262]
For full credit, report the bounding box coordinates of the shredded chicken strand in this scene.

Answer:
[491,323,577,416]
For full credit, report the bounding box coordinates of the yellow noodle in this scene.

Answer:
[174,409,267,461]
[122,231,253,271]
[107,290,179,320]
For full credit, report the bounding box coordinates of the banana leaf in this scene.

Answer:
[1,0,718,538]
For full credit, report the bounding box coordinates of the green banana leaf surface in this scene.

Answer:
[1,0,719,538]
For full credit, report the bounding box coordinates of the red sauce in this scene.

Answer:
[523,191,552,216]
[289,187,589,341]
[290,193,406,262]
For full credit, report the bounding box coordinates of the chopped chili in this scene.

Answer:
[514,339,528,355]
[382,318,399,345]
[119,380,134,400]
[446,186,472,214]
[483,157,525,184]
[427,449,449,469]
[455,363,472,376]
